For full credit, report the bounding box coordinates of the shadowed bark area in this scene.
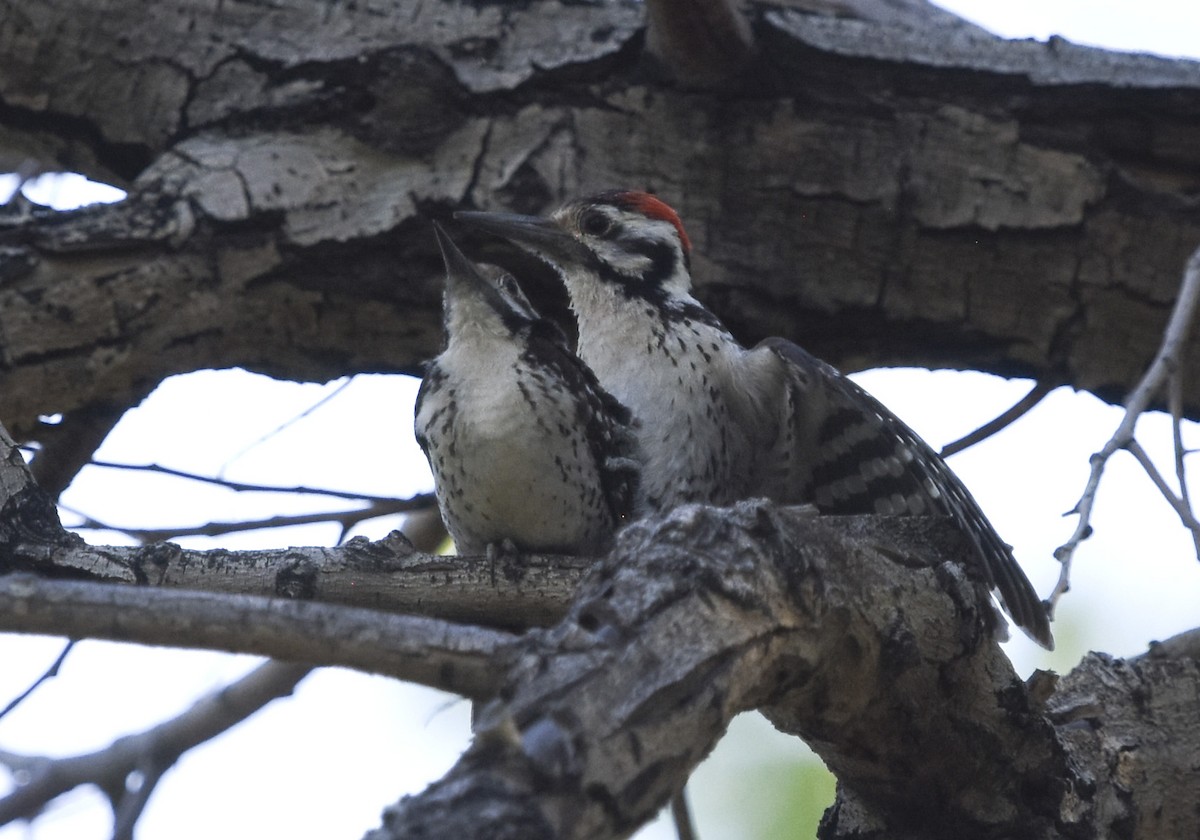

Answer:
[3,0,1200,442]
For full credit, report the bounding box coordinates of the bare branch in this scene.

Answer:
[1125,440,1200,531]
[0,641,74,721]
[670,791,698,840]
[64,496,433,543]
[1052,244,1200,612]
[87,459,426,503]
[217,377,354,476]
[940,379,1055,458]
[0,574,514,697]
[10,531,589,628]
[1169,369,1200,557]
[3,415,585,630]
[0,447,450,839]
[0,660,310,830]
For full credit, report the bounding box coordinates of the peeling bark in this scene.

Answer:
[3,0,1200,440]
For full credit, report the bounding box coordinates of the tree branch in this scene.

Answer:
[0,660,310,831]
[5,0,1200,436]
[1052,243,1200,611]
[368,502,1200,839]
[64,497,433,543]
[0,573,514,698]
[6,404,1200,836]
[87,458,426,504]
[940,379,1055,458]
[0,641,73,721]
[1169,367,1200,557]
[7,531,590,629]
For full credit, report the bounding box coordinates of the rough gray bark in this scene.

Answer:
[4,0,1200,444]
[5,419,1198,839]
[370,503,1200,840]
[4,517,589,629]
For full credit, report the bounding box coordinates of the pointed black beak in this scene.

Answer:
[433,221,483,284]
[454,210,587,264]
[432,221,507,309]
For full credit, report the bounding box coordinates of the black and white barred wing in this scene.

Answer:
[758,337,1052,649]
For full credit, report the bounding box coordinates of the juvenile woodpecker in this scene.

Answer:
[456,192,1054,648]
[414,222,640,556]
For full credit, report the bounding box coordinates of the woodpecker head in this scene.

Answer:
[432,221,544,345]
[456,191,694,309]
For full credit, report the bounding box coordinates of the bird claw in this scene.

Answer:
[485,538,520,564]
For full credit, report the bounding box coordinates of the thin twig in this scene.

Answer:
[0,641,75,721]
[940,379,1055,458]
[62,495,434,543]
[670,789,698,840]
[1051,243,1200,613]
[218,377,353,477]
[1125,440,1200,530]
[1169,364,1200,557]
[88,459,418,503]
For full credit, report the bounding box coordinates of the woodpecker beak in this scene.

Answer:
[434,221,482,283]
[433,221,505,307]
[454,210,588,264]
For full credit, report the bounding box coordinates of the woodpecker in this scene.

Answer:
[414,222,640,556]
[455,192,1054,648]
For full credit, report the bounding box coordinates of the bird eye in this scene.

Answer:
[579,210,612,237]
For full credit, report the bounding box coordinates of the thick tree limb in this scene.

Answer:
[5,530,590,628]
[2,413,584,628]
[0,574,514,697]
[369,502,1199,839]
[4,0,1200,440]
[27,403,127,498]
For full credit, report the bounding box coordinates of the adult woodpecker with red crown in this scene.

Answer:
[456,191,1053,648]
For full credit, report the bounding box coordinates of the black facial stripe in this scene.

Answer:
[591,250,670,307]
[496,304,534,335]
[587,229,681,303]
[624,234,679,288]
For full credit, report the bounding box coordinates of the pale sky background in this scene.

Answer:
[3,3,1200,839]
